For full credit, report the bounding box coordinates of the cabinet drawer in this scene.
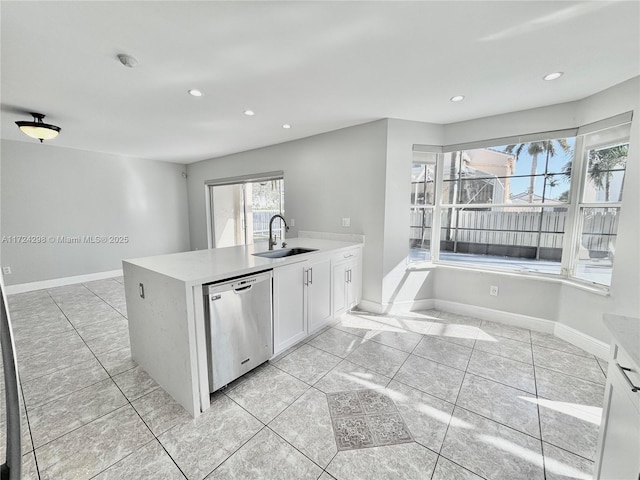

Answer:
[613,344,640,412]
[333,248,360,265]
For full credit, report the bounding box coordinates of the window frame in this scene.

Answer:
[409,149,441,262]
[205,171,285,249]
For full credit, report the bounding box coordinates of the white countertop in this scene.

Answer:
[604,314,640,368]
[123,237,362,285]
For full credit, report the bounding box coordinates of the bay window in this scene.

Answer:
[408,114,632,288]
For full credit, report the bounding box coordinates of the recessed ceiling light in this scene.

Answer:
[450,95,465,102]
[282,124,292,129]
[244,110,255,116]
[188,89,203,97]
[543,72,564,81]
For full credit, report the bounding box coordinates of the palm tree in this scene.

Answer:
[504,139,571,202]
[558,190,570,202]
[588,144,628,201]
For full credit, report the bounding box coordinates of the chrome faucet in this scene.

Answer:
[268,214,289,250]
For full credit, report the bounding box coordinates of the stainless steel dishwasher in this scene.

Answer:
[204,270,273,392]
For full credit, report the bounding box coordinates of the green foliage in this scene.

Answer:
[588,144,628,201]
[504,139,572,202]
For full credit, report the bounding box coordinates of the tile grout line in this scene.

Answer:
[434,318,475,469]
[531,334,549,480]
[18,378,41,480]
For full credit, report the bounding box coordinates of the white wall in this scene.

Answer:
[186,120,389,305]
[0,140,191,285]
[381,119,443,308]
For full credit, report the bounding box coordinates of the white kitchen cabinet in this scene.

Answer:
[332,248,362,318]
[273,254,334,355]
[305,255,333,334]
[595,315,640,480]
[272,260,308,355]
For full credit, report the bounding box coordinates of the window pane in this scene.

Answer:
[249,179,284,243]
[574,207,620,286]
[210,178,284,248]
[439,206,564,274]
[411,163,436,205]
[211,184,245,248]
[583,143,628,203]
[409,207,433,262]
[443,140,574,205]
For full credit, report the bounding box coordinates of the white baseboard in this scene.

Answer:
[434,299,556,333]
[554,322,609,359]
[6,269,123,294]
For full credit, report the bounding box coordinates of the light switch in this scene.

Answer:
[342,217,351,227]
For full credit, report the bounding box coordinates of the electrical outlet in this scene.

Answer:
[342,217,351,227]
[489,285,499,296]
[290,218,295,227]
[2,266,11,275]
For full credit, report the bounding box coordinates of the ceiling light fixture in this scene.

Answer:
[15,113,61,143]
[188,89,203,97]
[543,72,564,81]
[450,95,465,102]
[244,110,255,116]
[282,124,292,129]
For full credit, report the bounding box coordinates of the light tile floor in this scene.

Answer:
[2,277,606,479]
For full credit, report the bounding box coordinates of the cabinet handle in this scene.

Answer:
[344,253,354,258]
[309,267,313,285]
[617,364,640,393]
[304,269,309,286]
[347,269,351,283]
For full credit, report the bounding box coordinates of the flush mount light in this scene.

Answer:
[244,110,255,116]
[282,124,292,129]
[188,89,203,97]
[15,113,61,143]
[450,95,465,102]
[543,72,564,81]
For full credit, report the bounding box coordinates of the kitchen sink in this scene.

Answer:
[253,247,318,258]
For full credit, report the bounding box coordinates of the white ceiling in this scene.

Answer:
[1,1,638,164]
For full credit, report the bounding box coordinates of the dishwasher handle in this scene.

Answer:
[233,284,253,294]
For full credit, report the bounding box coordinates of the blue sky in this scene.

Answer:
[498,137,576,201]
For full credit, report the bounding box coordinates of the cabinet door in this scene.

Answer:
[345,258,362,310]
[596,358,640,479]
[307,256,333,334]
[273,260,307,355]
[332,262,348,318]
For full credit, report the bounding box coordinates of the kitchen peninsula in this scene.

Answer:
[122,233,363,417]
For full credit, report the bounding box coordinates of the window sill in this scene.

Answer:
[561,278,611,296]
[405,261,437,271]
[406,260,611,296]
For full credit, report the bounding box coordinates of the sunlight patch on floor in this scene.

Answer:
[521,397,602,425]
